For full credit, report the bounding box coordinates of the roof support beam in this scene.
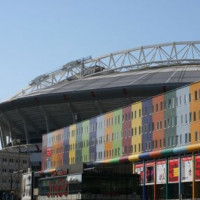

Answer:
[40,105,60,131]
[40,106,50,133]
[0,113,23,137]
[94,100,103,114]
[17,109,32,144]
[67,102,78,123]
[17,109,39,133]
[0,124,6,148]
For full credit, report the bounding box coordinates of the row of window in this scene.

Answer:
[1,158,27,164]
[47,129,198,155]
[46,131,200,158]
[45,131,200,169]
[45,108,200,146]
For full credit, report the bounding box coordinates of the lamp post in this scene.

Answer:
[12,139,21,197]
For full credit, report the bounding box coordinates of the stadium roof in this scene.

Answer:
[1,41,200,149]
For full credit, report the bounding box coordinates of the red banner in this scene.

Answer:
[145,161,155,185]
[195,155,200,181]
[168,158,179,183]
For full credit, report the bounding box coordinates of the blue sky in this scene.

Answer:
[0,0,199,101]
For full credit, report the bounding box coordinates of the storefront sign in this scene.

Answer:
[168,158,179,183]
[46,148,52,157]
[135,163,144,185]
[181,156,193,182]
[195,155,200,181]
[21,173,32,200]
[145,161,155,185]
[156,160,166,184]
[52,170,68,177]
[47,177,68,197]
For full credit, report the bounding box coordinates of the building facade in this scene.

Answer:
[41,80,200,199]
[0,151,29,192]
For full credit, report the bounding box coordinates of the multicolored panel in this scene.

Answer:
[190,82,200,144]
[76,122,82,164]
[131,102,142,155]
[63,127,69,166]
[176,86,190,146]
[82,120,89,162]
[142,98,153,152]
[104,112,113,159]
[96,115,105,161]
[113,109,122,158]
[90,118,97,162]
[152,94,164,150]
[69,124,76,165]
[164,89,176,148]
[122,105,132,156]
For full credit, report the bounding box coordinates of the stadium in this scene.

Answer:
[1,41,200,200]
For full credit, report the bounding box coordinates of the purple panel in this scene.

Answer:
[64,127,69,166]
[122,106,132,156]
[90,117,97,162]
[142,99,153,152]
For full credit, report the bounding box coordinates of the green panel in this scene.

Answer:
[82,120,90,162]
[113,109,122,158]
[76,122,82,164]
[164,90,176,147]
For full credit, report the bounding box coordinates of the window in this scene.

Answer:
[168,99,172,109]
[195,131,198,142]
[184,94,187,104]
[139,126,141,134]
[189,93,191,102]
[168,137,171,147]
[155,140,158,148]
[156,104,158,112]
[195,90,198,100]
[189,112,192,122]
[176,97,178,106]
[194,112,196,121]
[179,96,182,106]
[139,109,141,117]
[176,136,178,145]
[160,102,163,111]
[157,122,159,130]
[180,135,182,144]
[185,133,188,143]
[160,121,162,129]
[189,133,191,143]
[185,114,188,124]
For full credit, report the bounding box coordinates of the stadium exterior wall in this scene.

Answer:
[41,79,200,199]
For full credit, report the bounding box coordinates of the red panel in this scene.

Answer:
[168,158,179,183]
[195,155,200,181]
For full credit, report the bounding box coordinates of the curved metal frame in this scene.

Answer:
[10,41,200,100]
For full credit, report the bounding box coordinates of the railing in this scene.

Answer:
[10,41,200,100]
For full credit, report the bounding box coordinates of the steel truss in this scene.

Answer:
[11,41,200,99]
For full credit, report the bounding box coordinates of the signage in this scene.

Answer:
[47,177,68,197]
[21,173,32,200]
[52,170,68,177]
[195,155,200,181]
[168,158,179,183]
[135,163,144,185]
[46,148,52,157]
[181,156,193,182]
[156,160,166,184]
[145,161,155,185]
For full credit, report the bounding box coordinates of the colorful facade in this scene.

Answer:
[42,80,200,199]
